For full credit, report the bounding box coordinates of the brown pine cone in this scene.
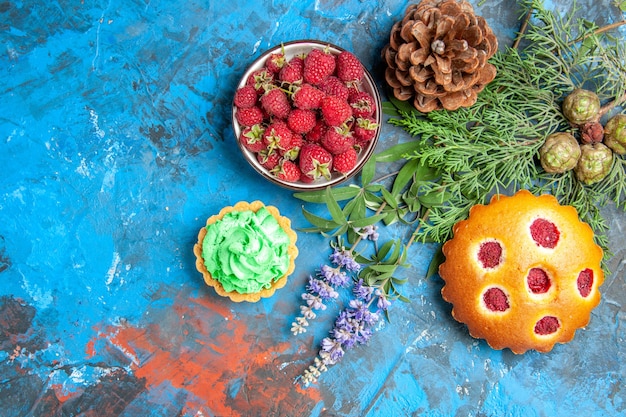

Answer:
[382,0,498,112]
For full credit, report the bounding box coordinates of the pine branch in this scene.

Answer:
[385,0,626,269]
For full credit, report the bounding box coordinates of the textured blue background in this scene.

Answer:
[1,1,624,416]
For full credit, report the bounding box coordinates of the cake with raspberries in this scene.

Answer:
[438,190,604,354]
[193,201,298,303]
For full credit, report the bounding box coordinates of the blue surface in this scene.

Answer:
[1,1,625,416]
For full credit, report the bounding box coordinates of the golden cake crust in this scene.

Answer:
[193,201,298,303]
[439,190,604,353]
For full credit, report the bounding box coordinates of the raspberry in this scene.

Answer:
[263,120,293,151]
[319,76,350,101]
[527,268,551,294]
[477,241,502,268]
[333,147,358,174]
[577,268,594,297]
[287,109,317,134]
[292,83,325,110]
[321,125,354,155]
[257,148,281,170]
[336,50,364,84]
[260,88,291,119]
[534,316,560,335]
[273,159,302,182]
[299,172,315,183]
[265,51,286,74]
[235,106,264,126]
[353,117,379,142]
[299,143,333,180]
[279,56,304,84]
[348,91,375,118]
[239,124,266,153]
[483,287,509,312]
[303,48,336,85]
[246,68,274,94]
[305,119,327,143]
[530,218,560,248]
[281,133,302,161]
[234,85,258,109]
[320,95,352,127]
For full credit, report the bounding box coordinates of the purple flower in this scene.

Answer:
[329,247,361,272]
[334,309,351,330]
[355,327,373,345]
[320,337,344,365]
[302,293,326,310]
[307,276,339,300]
[356,225,379,241]
[332,326,354,346]
[353,279,374,302]
[319,264,349,287]
[348,299,379,326]
[376,293,392,311]
[348,299,367,318]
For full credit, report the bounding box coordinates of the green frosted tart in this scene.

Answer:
[194,201,298,302]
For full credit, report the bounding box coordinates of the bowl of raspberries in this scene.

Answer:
[232,40,382,190]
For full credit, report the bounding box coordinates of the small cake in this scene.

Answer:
[438,190,604,354]
[193,201,298,302]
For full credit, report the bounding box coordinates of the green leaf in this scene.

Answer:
[361,268,394,283]
[333,185,363,201]
[380,187,399,209]
[391,158,420,195]
[331,223,350,237]
[407,199,421,214]
[298,226,332,233]
[397,294,410,303]
[342,195,361,220]
[364,274,378,286]
[350,194,367,220]
[419,190,452,208]
[366,264,398,273]
[383,239,402,264]
[294,185,360,203]
[375,239,395,262]
[301,207,339,231]
[360,156,377,186]
[391,276,408,284]
[349,213,387,228]
[364,190,383,206]
[368,264,398,273]
[325,187,346,225]
[382,210,399,226]
[413,161,439,182]
[365,183,384,193]
[375,141,422,163]
[426,247,445,279]
[382,101,400,117]
[293,189,326,203]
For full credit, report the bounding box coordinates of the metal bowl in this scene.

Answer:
[232,40,382,191]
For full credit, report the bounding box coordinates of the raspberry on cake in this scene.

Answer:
[438,190,604,354]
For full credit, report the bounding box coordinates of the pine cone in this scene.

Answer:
[382,0,498,112]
